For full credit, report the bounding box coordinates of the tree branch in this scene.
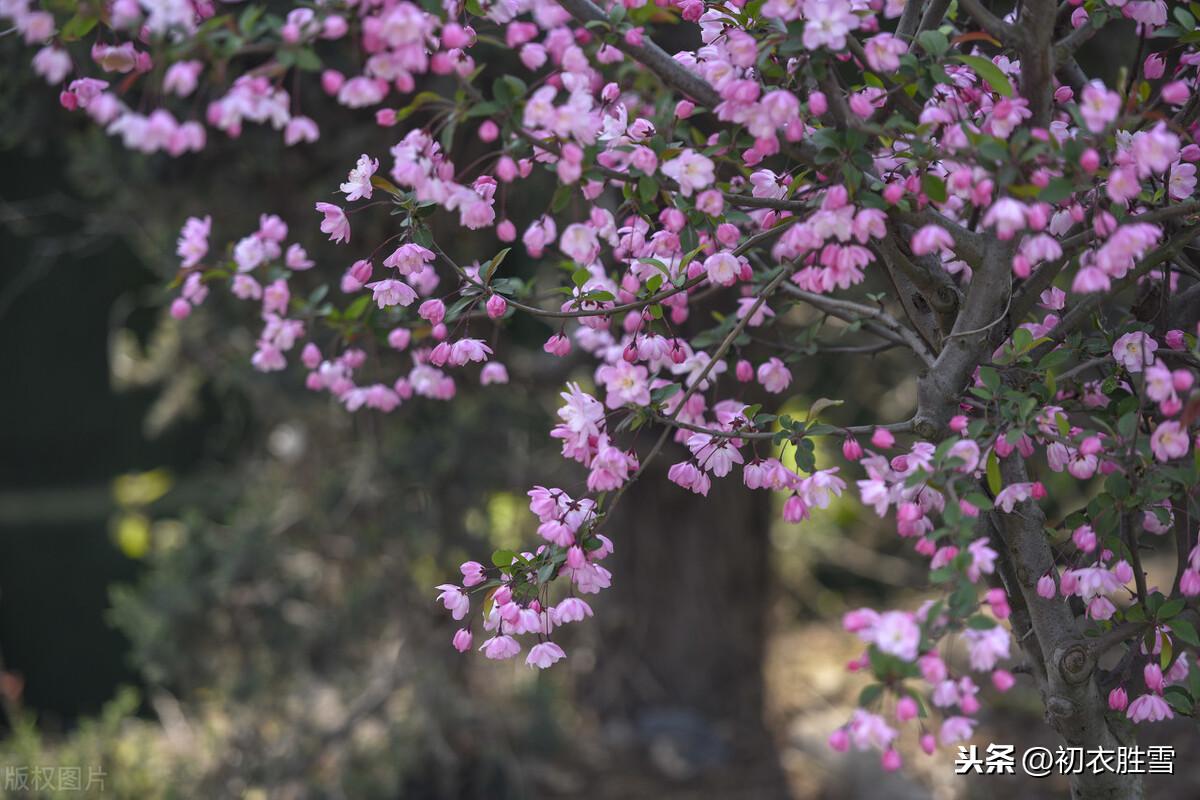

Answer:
[557,0,721,108]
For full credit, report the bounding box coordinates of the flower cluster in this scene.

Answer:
[12,0,1200,786]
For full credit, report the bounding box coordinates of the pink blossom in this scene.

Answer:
[1150,421,1190,462]
[661,149,715,196]
[1080,81,1121,132]
[800,0,860,50]
[284,116,319,145]
[315,202,350,243]
[864,33,906,72]
[340,154,379,201]
[526,641,566,669]
[1127,693,1173,723]
[366,279,417,308]
[938,717,976,746]
[479,635,521,660]
[911,225,954,256]
[176,215,211,268]
[982,198,1028,239]
[435,584,470,620]
[756,357,792,394]
[872,611,920,661]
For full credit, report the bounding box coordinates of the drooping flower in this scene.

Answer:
[315,202,350,243]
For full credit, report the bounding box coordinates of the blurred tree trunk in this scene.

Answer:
[586,454,789,797]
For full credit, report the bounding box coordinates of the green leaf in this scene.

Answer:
[1158,598,1186,620]
[1039,177,1076,205]
[921,173,947,203]
[967,615,997,630]
[492,75,527,105]
[343,295,371,321]
[917,29,950,58]
[986,450,1002,496]
[396,91,444,121]
[638,176,659,204]
[954,55,1015,98]
[491,549,516,568]
[61,13,99,41]
[1170,618,1200,648]
[1164,685,1194,715]
[370,175,404,197]
[485,248,511,283]
[858,684,884,707]
[292,48,322,72]
[550,184,573,213]
[571,268,591,287]
[806,397,843,422]
[650,383,681,404]
[979,365,1000,392]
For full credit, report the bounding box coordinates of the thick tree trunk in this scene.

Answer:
[993,457,1144,800]
[585,455,790,797]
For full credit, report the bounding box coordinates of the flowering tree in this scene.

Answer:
[8,0,1200,795]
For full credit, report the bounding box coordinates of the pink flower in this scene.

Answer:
[1037,574,1057,599]
[315,202,350,243]
[340,154,379,201]
[452,629,473,652]
[800,0,860,50]
[783,493,810,523]
[864,33,906,72]
[460,561,485,587]
[552,597,593,625]
[964,626,1010,671]
[1126,693,1173,723]
[1080,81,1121,132]
[176,215,211,268]
[992,669,1015,692]
[32,46,72,85]
[526,641,566,669]
[982,198,1028,239]
[872,611,920,661]
[479,635,521,660]
[910,225,954,256]
[994,482,1035,513]
[366,279,417,308]
[286,243,314,270]
[1150,421,1190,462]
[480,362,509,385]
[284,116,319,145]
[704,252,741,286]
[1162,81,1191,106]
[938,716,976,746]
[1108,687,1128,711]
[163,60,203,97]
[435,584,470,620]
[967,538,997,582]
[1112,331,1158,373]
[661,149,715,196]
[756,357,792,394]
[1144,663,1167,693]
[544,333,571,356]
